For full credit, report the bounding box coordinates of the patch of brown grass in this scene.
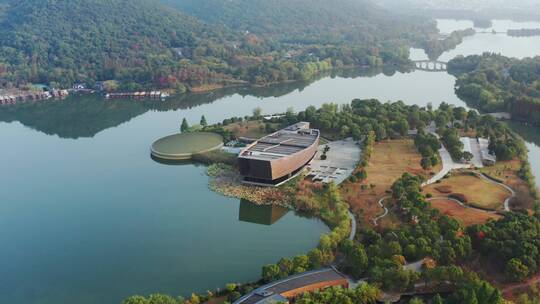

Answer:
[425,173,510,210]
[481,160,536,210]
[429,199,501,226]
[224,120,276,139]
[342,139,436,227]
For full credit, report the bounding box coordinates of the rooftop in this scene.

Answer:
[239,122,319,161]
[150,132,223,160]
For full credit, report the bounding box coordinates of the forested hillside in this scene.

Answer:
[0,0,234,89]
[161,0,435,45]
[448,53,540,125]
[0,0,437,91]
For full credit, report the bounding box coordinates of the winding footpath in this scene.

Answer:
[372,139,517,225]
[347,210,357,241]
[426,196,498,214]
[372,196,389,226]
[477,172,515,212]
[420,131,515,211]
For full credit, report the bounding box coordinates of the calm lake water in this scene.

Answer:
[1,19,540,304]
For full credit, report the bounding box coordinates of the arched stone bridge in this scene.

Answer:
[413,60,448,72]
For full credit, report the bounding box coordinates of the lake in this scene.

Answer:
[1,18,540,304]
[0,118,329,304]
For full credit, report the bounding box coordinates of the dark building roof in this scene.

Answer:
[239,122,319,161]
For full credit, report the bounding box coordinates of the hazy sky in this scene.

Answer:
[379,0,540,11]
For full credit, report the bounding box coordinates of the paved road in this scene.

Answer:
[423,135,470,187]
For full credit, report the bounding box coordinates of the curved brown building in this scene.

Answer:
[238,122,319,186]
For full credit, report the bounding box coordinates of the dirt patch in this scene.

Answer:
[429,199,501,226]
[342,139,436,227]
[425,173,510,211]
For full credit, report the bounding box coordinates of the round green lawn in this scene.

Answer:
[151,132,224,160]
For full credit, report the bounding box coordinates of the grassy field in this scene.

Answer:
[425,173,510,211]
[223,120,277,139]
[429,199,501,226]
[481,160,536,210]
[342,139,438,227]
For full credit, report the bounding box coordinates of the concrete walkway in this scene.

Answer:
[372,196,390,226]
[422,142,470,187]
[347,210,357,241]
[478,173,515,212]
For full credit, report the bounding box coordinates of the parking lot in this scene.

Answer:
[306,138,361,185]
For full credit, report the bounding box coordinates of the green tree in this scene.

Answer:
[200,115,207,126]
[463,151,473,162]
[181,118,189,132]
[225,283,237,292]
[123,296,149,304]
[252,107,262,119]
[262,264,280,282]
[293,255,309,269]
[148,294,178,304]
[189,293,200,304]
[506,258,529,282]
[347,244,368,279]
[277,258,293,277]
[432,294,444,304]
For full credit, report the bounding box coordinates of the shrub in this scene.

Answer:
[435,186,452,194]
[449,193,468,203]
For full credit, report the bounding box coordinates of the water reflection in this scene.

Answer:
[0,66,399,139]
[150,153,289,226]
[149,154,196,166]
[509,122,540,146]
[238,199,288,226]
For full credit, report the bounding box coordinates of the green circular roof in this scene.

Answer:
[151,132,223,160]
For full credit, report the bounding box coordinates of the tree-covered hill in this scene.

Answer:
[0,0,232,88]
[161,0,435,45]
[448,53,540,126]
[0,0,437,91]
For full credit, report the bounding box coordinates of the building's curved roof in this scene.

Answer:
[239,122,319,161]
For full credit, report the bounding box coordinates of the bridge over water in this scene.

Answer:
[413,60,448,72]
